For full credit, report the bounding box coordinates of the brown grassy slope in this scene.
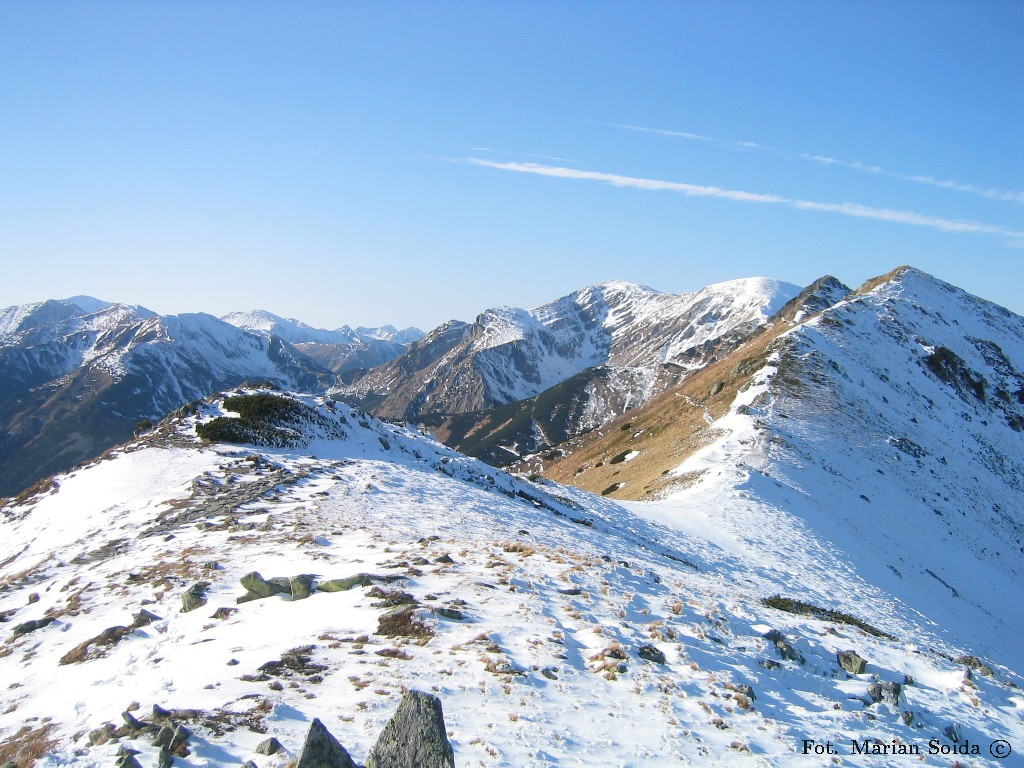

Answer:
[532,322,797,500]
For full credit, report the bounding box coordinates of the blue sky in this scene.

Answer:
[2,1,1022,330]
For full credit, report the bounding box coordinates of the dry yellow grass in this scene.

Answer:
[539,324,796,499]
[0,722,57,767]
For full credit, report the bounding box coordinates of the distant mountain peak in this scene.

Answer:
[62,295,114,313]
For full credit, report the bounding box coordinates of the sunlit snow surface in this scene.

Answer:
[2,387,1021,767]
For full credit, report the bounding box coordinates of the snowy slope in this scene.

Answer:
[636,267,1024,674]
[1,389,1021,767]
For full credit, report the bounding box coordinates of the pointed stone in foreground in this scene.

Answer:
[366,690,455,768]
[295,718,356,768]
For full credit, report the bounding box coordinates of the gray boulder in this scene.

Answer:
[366,690,455,768]
[763,630,805,665]
[837,650,867,675]
[181,582,208,613]
[295,718,357,768]
[256,736,285,755]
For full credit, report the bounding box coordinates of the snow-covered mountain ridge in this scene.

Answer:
[336,277,800,431]
[0,299,419,499]
[1,388,1021,767]
[538,266,1024,678]
[221,309,423,349]
[0,277,803,500]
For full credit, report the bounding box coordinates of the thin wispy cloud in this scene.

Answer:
[470,147,575,164]
[614,124,1024,205]
[801,153,1024,204]
[465,158,1024,242]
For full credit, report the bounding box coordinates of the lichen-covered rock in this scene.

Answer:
[837,649,867,675]
[290,575,315,601]
[240,571,290,599]
[156,745,174,768]
[955,655,994,677]
[170,724,191,752]
[432,606,464,620]
[131,609,162,627]
[180,582,208,613]
[153,724,175,748]
[316,573,377,592]
[366,690,455,768]
[295,718,356,768]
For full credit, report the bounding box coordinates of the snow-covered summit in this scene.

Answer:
[340,276,801,422]
[221,309,360,346]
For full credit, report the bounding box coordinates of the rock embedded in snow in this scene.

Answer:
[290,574,315,600]
[836,649,868,675]
[867,680,901,705]
[238,571,290,601]
[255,736,285,755]
[365,689,455,768]
[637,644,666,664]
[180,582,208,613]
[131,608,162,627]
[763,629,805,665]
[11,616,55,636]
[316,573,398,592]
[295,718,357,768]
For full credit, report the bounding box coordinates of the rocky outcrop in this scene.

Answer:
[366,690,455,768]
[763,630,805,665]
[295,718,357,768]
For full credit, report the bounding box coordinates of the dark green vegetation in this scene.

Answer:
[761,595,894,640]
[197,394,314,446]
